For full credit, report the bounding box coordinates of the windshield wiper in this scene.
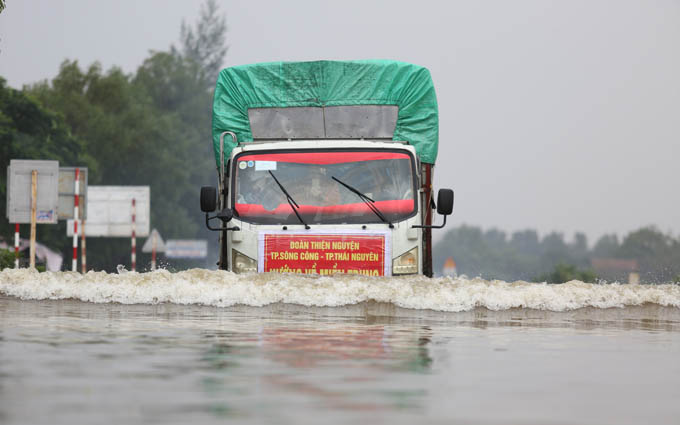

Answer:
[268,171,310,229]
[331,176,394,228]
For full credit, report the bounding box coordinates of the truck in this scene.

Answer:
[200,60,453,277]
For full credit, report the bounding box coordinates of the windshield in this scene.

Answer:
[232,150,416,225]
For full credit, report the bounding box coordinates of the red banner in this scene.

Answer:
[261,233,387,276]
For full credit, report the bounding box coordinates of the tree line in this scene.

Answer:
[0,0,225,271]
[433,225,680,283]
[2,2,678,281]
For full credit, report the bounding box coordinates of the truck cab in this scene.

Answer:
[200,60,453,277]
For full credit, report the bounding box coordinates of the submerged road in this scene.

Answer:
[0,269,679,424]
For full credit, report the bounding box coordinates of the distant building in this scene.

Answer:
[442,257,457,277]
[591,258,639,283]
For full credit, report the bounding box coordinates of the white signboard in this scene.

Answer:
[57,167,88,220]
[67,186,150,237]
[6,160,59,224]
[165,240,208,259]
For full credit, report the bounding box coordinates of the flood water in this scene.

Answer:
[1,269,679,424]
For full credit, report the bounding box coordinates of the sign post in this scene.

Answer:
[151,232,157,270]
[131,198,136,272]
[29,170,37,268]
[7,160,60,269]
[81,220,87,273]
[14,223,19,268]
[71,168,80,271]
[142,229,166,270]
[58,166,88,272]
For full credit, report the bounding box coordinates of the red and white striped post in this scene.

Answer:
[72,168,80,272]
[151,232,157,271]
[14,223,20,268]
[81,220,87,273]
[131,198,136,272]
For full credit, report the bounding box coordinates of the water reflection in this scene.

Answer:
[197,322,433,416]
[1,296,680,425]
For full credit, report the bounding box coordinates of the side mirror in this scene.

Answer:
[200,186,217,212]
[437,189,454,216]
[216,208,233,223]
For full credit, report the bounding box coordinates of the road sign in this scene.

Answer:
[57,167,88,220]
[142,229,166,253]
[6,160,59,224]
[165,240,208,259]
[67,186,150,237]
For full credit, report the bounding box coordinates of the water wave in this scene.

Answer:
[1,268,679,312]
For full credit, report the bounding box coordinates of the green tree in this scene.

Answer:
[0,77,95,254]
[567,232,590,268]
[483,229,506,247]
[592,234,620,258]
[133,51,215,189]
[1,249,16,270]
[539,232,570,270]
[617,227,678,282]
[536,263,597,284]
[28,61,207,270]
[22,1,229,271]
[509,229,540,256]
[436,225,680,283]
[434,225,543,281]
[173,0,228,88]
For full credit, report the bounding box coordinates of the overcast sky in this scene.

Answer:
[1,0,678,244]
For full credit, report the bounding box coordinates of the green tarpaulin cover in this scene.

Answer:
[212,60,439,165]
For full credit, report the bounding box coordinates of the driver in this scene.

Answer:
[370,169,401,201]
[305,166,340,205]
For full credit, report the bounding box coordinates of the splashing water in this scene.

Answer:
[1,268,679,312]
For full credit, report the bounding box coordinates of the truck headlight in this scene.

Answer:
[392,247,418,275]
[232,250,257,273]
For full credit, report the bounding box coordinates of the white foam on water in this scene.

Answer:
[1,268,679,312]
